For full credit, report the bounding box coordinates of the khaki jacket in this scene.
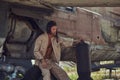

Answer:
[34,32,73,66]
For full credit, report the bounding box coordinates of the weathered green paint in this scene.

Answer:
[100,19,118,43]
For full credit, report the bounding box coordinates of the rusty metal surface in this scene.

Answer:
[47,7,105,45]
[47,7,120,62]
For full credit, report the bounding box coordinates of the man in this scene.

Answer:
[34,21,73,80]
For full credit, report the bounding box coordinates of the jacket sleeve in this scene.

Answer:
[34,36,43,60]
[59,37,73,47]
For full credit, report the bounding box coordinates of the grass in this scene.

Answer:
[62,63,119,80]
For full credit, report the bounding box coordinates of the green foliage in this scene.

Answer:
[61,61,119,80]
[62,63,78,80]
[91,72,105,80]
[69,73,78,80]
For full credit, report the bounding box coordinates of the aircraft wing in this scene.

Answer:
[1,0,120,7]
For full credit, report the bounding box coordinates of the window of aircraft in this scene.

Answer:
[57,7,76,13]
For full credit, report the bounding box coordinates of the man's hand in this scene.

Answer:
[73,39,81,47]
[41,59,48,68]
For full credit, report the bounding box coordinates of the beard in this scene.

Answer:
[49,32,56,36]
[52,32,57,37]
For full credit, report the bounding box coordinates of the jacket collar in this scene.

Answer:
[44,32,56,41]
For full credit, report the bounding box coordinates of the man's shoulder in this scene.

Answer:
[38,33,47,39]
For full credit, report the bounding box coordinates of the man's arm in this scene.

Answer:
[59,37,74,47]
[34,36,44,60]
[59,36,81,47]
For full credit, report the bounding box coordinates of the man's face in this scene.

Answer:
[51,26,57,36]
